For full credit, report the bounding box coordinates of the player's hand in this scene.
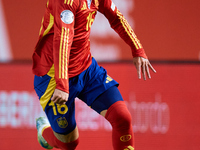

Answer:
[51,89,69,105]
[133,57,156,80]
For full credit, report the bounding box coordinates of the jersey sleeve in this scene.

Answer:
[98,0,147,59]
[53,1,77,93]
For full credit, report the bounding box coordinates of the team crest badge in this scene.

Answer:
[56,117,68,128]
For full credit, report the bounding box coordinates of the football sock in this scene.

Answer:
[105,101,134,150]
[42,127,79,150]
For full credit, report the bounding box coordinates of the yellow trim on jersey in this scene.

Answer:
[47,65,55,77]
[70,0,74,6]
[47,0,49,7]
[43,13,54,37]
[67,0,70,5]
[94,0,99,8]
[62,28,67,79]
[59,27,69,79]
[65,28,69,79]
[59,27,65,78]
[65,0,73,6]
[39,17,44,35]
[81,2,87,10]
[116,10,142,50]
[40,77,56,110]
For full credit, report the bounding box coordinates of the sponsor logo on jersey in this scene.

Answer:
[60,10,74,24]
[56,117,68,128]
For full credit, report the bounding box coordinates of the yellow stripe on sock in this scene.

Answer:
[41,125,51,135]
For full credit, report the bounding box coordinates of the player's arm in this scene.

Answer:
[98,0,156,80]
[52,1,76,104]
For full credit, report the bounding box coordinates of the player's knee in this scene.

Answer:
[114,108,132,130]
[105,101,132,129]
[118,110,132,129]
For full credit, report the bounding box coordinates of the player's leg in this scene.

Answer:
[78,58,134,149]
[36,117,79,150]
[34,74,79,150]
[91,86,134,150]
[53,127,79,143]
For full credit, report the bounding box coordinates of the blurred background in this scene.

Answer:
[0,0,199,149]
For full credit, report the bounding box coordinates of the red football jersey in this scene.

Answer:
[32,0,147,93]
